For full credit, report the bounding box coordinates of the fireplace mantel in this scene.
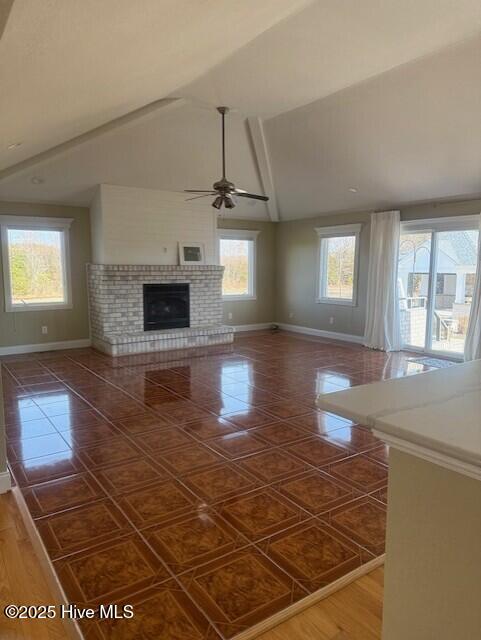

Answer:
[88,264,225,274]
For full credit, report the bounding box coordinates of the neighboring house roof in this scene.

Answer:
[438,230,478,265]
[399,230,478,272]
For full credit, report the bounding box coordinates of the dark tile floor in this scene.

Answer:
[1,331,438,639]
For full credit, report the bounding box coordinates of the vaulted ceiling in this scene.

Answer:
[1,0,481,220]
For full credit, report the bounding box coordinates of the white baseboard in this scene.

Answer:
[0,470,12,494]
[0,338,91,356]
[276,322,365,345]
[231,323,275,332]
[230,322,365,345]
[0,325,363,356]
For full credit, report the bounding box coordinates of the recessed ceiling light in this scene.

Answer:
[348,187,358,193]
[7,142,22,150]
[31,176,45,185]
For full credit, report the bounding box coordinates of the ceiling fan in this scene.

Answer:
[185,106,269,210]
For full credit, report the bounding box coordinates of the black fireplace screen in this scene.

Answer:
[143,284,190,331]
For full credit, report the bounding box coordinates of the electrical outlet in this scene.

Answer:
[228,312,233,320]
[289,312,294,319]
[41,326,48,335]
[329,317,334,325]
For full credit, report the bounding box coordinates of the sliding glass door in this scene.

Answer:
[398,231,432,349]
[398,218,479,356]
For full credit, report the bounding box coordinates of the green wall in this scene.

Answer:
[276,197,481,338]
[0,201,91,348]
[276,211,370,337]
[400,198,481,222]
[217,218,276,326]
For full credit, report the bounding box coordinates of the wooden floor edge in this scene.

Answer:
[11,486,83,640]
[233,554,386,640]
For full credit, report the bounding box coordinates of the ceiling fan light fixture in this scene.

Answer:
[224,193,236,209]
[212,195,224,210]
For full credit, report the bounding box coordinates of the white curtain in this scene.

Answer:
[364,210,401,352]
[464,213,481,361]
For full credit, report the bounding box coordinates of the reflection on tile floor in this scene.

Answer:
[1,330,436,639]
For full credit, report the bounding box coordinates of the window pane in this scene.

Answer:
[7,228,66,305]
[220,238,251,296]
[398,232,432,348]
[322,235,356,300]
[431,229,479,354]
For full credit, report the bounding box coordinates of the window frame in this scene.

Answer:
[0,215,73,312]
[217,229,260,301]
[315,223,362,306]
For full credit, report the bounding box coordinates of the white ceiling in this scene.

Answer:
[0,0,311,170]
[265,34,481,219]
[0,0,481,220]
[180,0,481,118]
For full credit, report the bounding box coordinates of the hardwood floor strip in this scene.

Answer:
[258,568,384,640]
[236,555,385,640]
[0,489,81,640]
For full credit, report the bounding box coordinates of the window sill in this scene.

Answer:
[222,295,257,302]
[316,298,357,307]
[6,303,73,313]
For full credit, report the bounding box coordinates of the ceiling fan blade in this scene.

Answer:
[236,192,269,202]
[186,194,213,201]
[184,190,215,193]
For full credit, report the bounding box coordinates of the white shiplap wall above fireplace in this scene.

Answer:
[90,184,217,265]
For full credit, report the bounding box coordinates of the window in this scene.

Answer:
[315,224,361,305]
[398,215,479,355]
[218,230,259,300]
[0,216,73,311]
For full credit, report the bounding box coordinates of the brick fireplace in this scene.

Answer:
[87,264,234,356]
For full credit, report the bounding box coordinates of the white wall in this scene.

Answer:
[89,187,105,262]
[90,184,218,265]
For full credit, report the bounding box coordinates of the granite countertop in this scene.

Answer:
[316,360,481,480]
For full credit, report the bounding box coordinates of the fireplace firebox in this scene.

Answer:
[143,283,190,331]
